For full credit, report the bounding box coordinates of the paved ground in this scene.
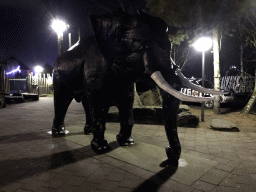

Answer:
[0,97,256,192]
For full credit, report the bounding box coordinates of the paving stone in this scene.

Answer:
[99,156,125,167]
[16,189,36,192]
[231,167,248,175]
[97,180,119,191]
[212,157,230,164]
[191,189,203,192]
[37,172,57,181]
[106,172,127,181]
[37,186,56,192]
[21,180,46,191]
[111,187,134,192]
[195,146,209,153]
[163,179,194,192]
[118,178,143,189]
[191,180,215,191]
[185,151,215,160]
[0,182,23,192]
[75,181,98,192]
[231,174,255,184]
[42,178,65,189]
[86,173,108,184]
[200,168,229,185]
[219,177,243,188]
[93,167,113,176]
[74,169,95,177]
[55,184,78,192]
[250,174,256,180]
[66,176,87,186]
[211,185,243,192]
[53,170,74,181]
[215,161,240,172]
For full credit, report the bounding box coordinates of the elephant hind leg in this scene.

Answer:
[82,97,93,135]
[87,91,111,152]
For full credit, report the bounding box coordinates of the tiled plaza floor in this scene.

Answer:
[0,97,256,192]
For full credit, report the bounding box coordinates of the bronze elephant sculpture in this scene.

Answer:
[52,9,223,163]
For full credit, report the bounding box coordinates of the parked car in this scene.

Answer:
[181,78,234,108]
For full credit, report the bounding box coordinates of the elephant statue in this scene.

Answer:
[52,9,224,163]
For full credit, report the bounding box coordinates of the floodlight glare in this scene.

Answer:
[35,66,43,73]
[194,37,212,52]
[51,19,68,35]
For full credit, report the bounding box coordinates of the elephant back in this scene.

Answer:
[90,9,133,62]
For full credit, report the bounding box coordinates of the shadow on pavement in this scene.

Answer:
[0,139,120,187]
[133,163,178,192]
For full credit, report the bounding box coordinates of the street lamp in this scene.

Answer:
[51,18,69,56]
[194,37,212,122]
[34,66,43,73]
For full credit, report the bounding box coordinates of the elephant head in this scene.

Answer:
[52,9,225,163]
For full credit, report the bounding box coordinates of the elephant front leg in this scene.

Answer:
[52,81,73,136]
[161,91,181,164]
[115,85,135,146]
[87,92,110,152]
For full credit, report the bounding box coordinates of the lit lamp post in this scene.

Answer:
[51,19,68,56]
[194,37,212,122]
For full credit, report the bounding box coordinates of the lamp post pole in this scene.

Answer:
[194,37,212,122]
[57,33,63,56]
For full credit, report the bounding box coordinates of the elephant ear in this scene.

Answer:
[90,9,131,62]
[135,10,171,50]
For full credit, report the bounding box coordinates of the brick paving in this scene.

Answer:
[0,97,256,191]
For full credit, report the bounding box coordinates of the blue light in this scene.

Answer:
[6,66,20,75]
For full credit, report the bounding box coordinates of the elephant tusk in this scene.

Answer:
[151,71,215,102]
[175,69,228,95]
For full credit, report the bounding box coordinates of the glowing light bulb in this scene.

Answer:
[51,19,68,35]
[194,37,212,52]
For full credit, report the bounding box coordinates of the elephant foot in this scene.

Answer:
[52,125,65,137]
[165,146,181,166]
[91,139,110,153]
[116,134,135,146]
[84,124,93,135]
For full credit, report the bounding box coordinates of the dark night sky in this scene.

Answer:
[0,0,146,69]
[0,0,244,79]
